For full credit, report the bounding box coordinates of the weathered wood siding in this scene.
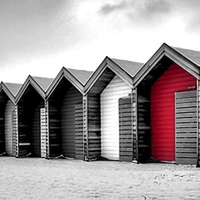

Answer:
[75,103,84,159]
[12,106,18,156]
[4,100,15,156]
[150,63,196,162]
[61,86,82,158]
[17,86,45,157]
[31,102,43,157]
[175,90,197,164]
[87,94,101,159]
[0,105,5,154]
[40,108,47,158]
[18,103,31,157]
[198,80,200,166]
[100,75,131,160]
[48,100,61,157]
[119,95,135,162]
[137,86,151,162]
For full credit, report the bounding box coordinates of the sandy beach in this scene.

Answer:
[0,157,200,200]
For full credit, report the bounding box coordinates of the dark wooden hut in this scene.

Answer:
[0,82,21,156]
[84,57,143,161]
[15,76,53,157]
[46,67,92,159]
[133,43,200,165]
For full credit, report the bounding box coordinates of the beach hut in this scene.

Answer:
[133,43,200,165]
[84,57,143,161]
[15,76,53,158]
[0,82,21,156]
[46,67,92,159]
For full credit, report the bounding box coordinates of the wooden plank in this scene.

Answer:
[175,90,197,164]
[176,90,196,98]
[119,96,133,162]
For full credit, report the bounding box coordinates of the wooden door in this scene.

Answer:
[175,90,197,164]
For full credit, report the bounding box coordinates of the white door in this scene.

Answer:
[100,75,131,160]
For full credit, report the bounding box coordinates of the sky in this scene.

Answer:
[0,0,200,83]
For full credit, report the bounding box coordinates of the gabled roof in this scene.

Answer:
[84,56,143,94]
[46,67,93,99]
[0,82,22,103]
[67,68,93,85]
[133,43,200,87]
[15,75,53,103]
[32,76,53,92]
[173,47,200,67]
[112,58,143,77]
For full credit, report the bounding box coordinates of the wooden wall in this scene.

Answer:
[18,102,31,156]
[18,86,45,157]
[31,102,43,157]
[119,95,135,162]
[48,99,61,157]
[198,80,200,167]
[4,100,15,156]
[48,79,84,159]
[0,103,5,154]
[40,108,47,158]
[12,106,18,157]
[137,85,151,162]
[75,103,84,159]
[61,85,82,158]
[87,94,101,159]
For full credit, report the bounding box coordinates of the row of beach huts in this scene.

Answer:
[0,43,200,166]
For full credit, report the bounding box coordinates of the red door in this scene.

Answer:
[150,63,196,161]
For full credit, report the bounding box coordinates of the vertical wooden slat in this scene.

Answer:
[40,108,46,158]
[46,100,49,158]
[83,95,88,160]
[133,88,138,162]
[13,105,18,157]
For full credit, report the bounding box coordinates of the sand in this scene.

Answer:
[0,157,200,200]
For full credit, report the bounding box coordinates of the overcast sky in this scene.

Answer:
[0,0,200,83]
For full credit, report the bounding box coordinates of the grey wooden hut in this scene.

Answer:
[0,82,21,156]
[46,67,92,159]
[133,43,200,165]
[15,76,53,157]
[84,57,143,161]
